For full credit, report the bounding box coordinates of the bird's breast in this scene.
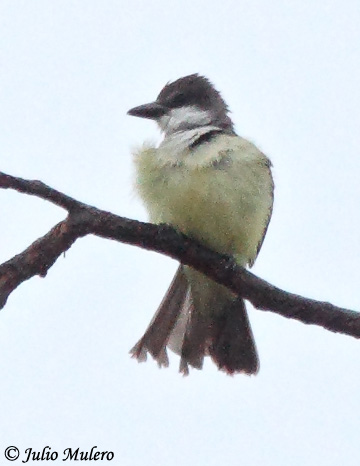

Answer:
[133,134,273,265]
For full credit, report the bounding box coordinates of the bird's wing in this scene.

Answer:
[249,157,274,267]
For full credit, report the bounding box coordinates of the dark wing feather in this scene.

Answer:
[249,158,274,267]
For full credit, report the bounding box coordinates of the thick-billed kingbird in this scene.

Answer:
[128,74,274,375]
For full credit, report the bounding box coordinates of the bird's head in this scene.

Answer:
[127,74,234,135]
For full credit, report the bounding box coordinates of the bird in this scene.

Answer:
[127,74,274,375]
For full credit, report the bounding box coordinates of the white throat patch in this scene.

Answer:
[157,125,222,162]
[158,106,212,135]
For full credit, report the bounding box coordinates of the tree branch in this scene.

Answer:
[1,170,359,339]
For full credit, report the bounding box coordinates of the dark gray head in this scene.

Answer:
[128,74,235,135]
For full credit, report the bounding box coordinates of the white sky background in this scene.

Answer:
[0,1,360,464]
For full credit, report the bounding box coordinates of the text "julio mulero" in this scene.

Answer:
[22,446,114,462]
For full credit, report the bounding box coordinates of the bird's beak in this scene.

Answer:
[127,102,167,120]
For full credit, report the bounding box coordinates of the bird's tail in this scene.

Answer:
[130,265,259,375]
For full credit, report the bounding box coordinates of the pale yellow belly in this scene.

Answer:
[134,136,273,267]
[148,162,271,266]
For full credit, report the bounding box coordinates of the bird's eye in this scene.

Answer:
[170,92,186,107]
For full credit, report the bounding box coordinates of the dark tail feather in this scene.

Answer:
[131,266,259,376]
[178,296,259,376]
[209,298,259,375]
[178,309,208,375]
[130,266,188,367]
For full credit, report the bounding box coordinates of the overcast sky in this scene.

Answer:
[1,1,360,465]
